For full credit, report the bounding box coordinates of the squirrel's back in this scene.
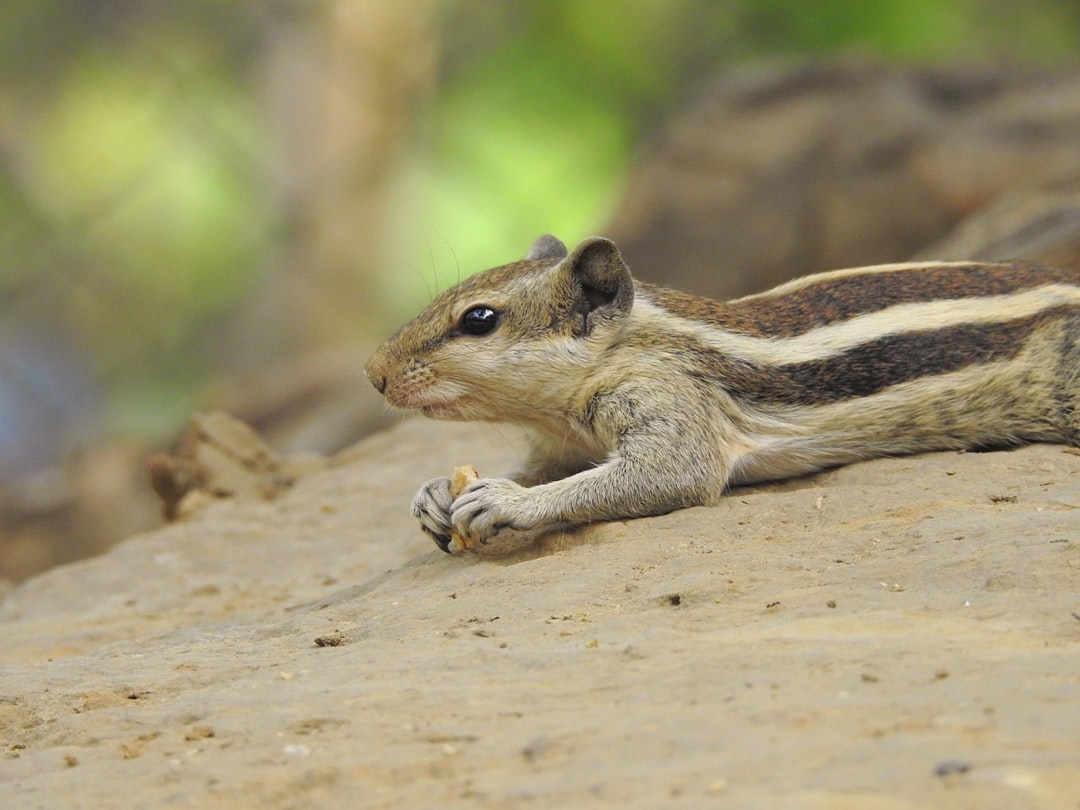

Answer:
[633,261,1080,412]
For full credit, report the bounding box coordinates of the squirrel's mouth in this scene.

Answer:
[420,399,470,420]
[384,385,468,418]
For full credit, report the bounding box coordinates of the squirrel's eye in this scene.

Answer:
[460,306,499,336]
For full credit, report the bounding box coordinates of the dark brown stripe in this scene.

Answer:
[639,262,1079,339]
[1056,320,1080,446]
[678,308,1073,406]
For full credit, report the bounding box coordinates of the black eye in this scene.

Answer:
[460,306,499,336]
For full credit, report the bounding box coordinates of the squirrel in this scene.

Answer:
[365,235,1080,553]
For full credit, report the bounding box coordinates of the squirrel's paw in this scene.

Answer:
[411,476,455,553]
[450,478,531,544]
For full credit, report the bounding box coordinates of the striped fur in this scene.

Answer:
[366,236,1080,551]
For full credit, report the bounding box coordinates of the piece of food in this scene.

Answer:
[447,465,480,552]
[450,465,479,499]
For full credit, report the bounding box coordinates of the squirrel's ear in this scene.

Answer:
[525,234,568,261]
[562,237,634,329]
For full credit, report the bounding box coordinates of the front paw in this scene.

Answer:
[411,477,455,552]
[450,478,531,544]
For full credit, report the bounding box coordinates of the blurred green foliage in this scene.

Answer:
[37,51,265,342]
[1,2,271,441]
[1,0,1078,456]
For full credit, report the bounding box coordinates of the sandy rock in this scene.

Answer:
[1,417,1078,808]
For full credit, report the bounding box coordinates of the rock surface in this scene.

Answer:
[607,61,1080,298]
[2,417,1079,808]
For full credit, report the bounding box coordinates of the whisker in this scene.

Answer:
[433,228,461,287]
[404,259,433,303]
[422,227,439,301]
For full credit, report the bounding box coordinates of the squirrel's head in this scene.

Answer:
[365,235,634,422]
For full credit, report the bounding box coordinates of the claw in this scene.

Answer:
[411,476,456,551]
[430,532,453,554]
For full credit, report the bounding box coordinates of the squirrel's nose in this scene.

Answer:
[367,370,387,394]
[363,357,387,394]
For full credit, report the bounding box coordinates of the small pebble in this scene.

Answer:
[934,759,971,777]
